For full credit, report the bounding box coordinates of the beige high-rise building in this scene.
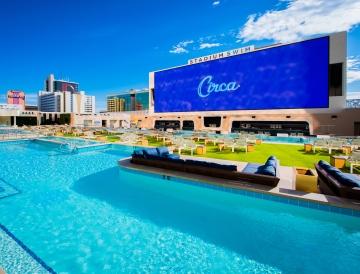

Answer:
[38,90,95,113]
[107,97,126,112]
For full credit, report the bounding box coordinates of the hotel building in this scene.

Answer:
[130,32,360,136]
[7,90,25,110]
[38,74,95,114]
[107,89,149,112]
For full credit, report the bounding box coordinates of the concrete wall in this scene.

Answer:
[0,116,11,126]
[329,31,347,109]
[137,108,360,136]
[71,112,131,128]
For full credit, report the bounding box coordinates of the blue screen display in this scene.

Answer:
[154,37,329,112]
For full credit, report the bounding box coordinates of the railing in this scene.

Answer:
[0,131,42,141]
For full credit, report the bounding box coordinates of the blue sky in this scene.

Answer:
[1,0,360,110]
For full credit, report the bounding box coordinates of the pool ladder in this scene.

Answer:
[59,142,78,154]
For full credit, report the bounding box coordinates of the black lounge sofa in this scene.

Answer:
[315,160,360,200]
[130,147,280,187]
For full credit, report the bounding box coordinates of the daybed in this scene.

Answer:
[130,147,280,187]
[315,160,360,200]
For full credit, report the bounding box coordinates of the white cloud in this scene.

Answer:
[199,42,222,49]
[169,40,194,54]
[238,0,360,43]
[347,91,360,99]
[212,1,220,6]
[348,56,360,84]
[169,47,187,54]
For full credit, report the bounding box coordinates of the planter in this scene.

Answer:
[295,168,318,193]
[304,143,313,153]
[196,145,206,155]
[330,155,347,169]
[247,144,255,152]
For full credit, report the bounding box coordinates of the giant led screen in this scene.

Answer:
[154,37,329,112]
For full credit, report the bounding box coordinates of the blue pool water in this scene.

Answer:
[0,140,360,273]
[175,131,314,144]
[0,128,28,135]
[259,135,313,144]
[39,136,99,146]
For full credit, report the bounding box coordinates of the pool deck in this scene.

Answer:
[119,157,360,213]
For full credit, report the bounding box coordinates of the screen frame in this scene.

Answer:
[154,36,330,113]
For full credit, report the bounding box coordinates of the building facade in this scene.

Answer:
[71,112,131,128]
[107,89,149,112]
[7,90,25,110]
[45,74,79,93]
[134,32,360,136]
[38,91,62,112]
[39,74,95,114]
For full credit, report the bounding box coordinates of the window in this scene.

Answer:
[182,120,194,131]
[204,116,221,127]
[329,63,343,96]
[154,120,180,130]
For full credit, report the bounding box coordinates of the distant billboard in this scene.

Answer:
[7,90,25,109]
[154,37,329,112]
[54,81,79,93]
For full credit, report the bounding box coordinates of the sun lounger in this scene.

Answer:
[131,147,280,187]
[348,151,360,174]
[313,139,328,153]
[315,160,360,200]
[351,139,360,150]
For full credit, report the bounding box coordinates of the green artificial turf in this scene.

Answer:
[195,143,335,169]
[63,133,76,137]
[106,135,120,142]
[146,136,353,170]
[147,137,166,147]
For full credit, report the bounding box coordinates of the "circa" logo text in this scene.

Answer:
[197,76,240,98]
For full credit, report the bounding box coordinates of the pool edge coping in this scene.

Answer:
[118,158,360,217]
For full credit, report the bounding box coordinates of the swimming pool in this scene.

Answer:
[0,128,30,136]
[0,140,360,273]
[175,131,315,144]
[259,135,314,144]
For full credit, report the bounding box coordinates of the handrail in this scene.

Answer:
[58,142,78,153]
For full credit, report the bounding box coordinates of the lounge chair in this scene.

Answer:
[351,139,360,150]
[315,160,360,200]
[118,133,139,144]
[246,136,257,144]
[231,139,248,153]
[348,151,360,174]
[207,135,223,145]
[327,140,344,154]
[313,139,328,153]
[221,139,235,152]
[221,138,247,153]
[170,136,186,152]
[130,147,280,187]
[178,139,197,156]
